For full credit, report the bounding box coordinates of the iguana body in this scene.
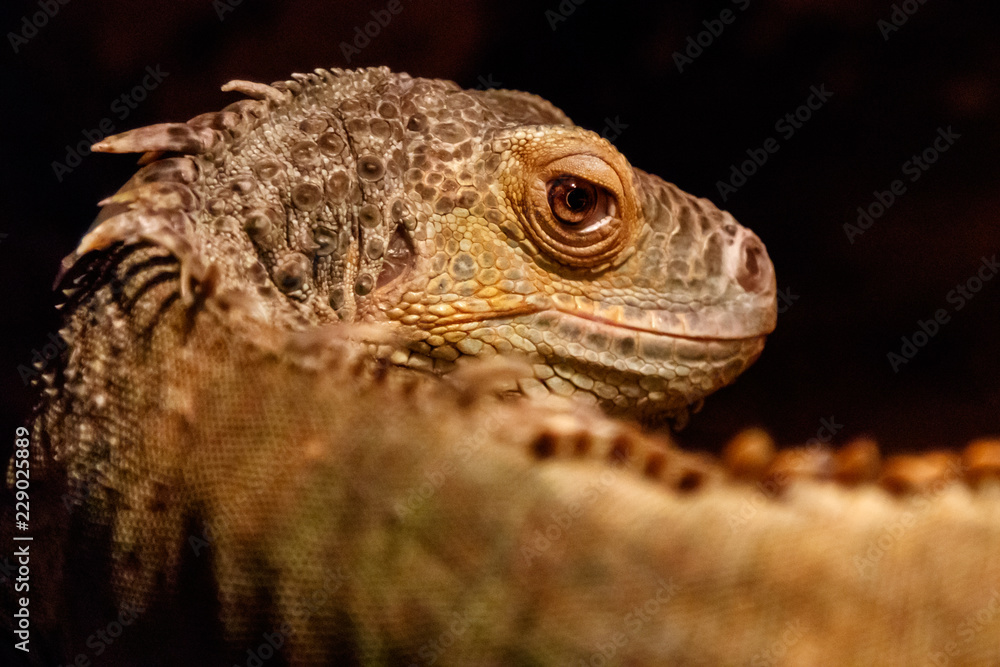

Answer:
[5,67,1000,665]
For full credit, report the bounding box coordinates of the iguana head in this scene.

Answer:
[377,83,776,422]
[85,67,776,423]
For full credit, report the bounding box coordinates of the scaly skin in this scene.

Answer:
[7,67,999,665]
[84,66,775,423]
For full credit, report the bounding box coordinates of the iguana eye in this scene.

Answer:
[503,131,639,269]
[547,176,617,231]
[525,154,634,268]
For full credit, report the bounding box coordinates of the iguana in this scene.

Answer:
[5,66,1000,665]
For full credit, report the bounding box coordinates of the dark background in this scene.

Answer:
[1,0,997,455]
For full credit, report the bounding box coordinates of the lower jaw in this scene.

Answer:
[523,310,767,422]
[533,349,760,423]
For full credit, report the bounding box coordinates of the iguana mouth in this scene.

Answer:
[424,301,773,345]
[515,308,767,412]
[534,309,767,369]
[554,305,774,343]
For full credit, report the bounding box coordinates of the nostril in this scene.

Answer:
[745,244,759,277]
[736,236,771,294]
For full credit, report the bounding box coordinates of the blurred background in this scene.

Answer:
[0,0,997,455]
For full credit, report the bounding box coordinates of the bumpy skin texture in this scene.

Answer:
[5,67,1000,665]
[81,66,776,423]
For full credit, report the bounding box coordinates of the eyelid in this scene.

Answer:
[539,155,625,198]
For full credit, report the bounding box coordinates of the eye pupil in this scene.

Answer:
[548,176,601,226]
[565,186,591,211]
